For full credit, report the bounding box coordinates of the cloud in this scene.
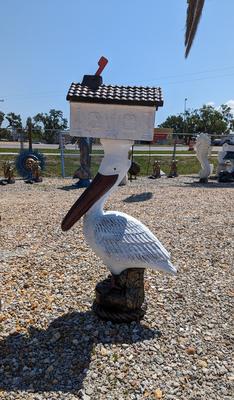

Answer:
[206,101,215,107]
[225,99,234,114]
[206,100,234,115]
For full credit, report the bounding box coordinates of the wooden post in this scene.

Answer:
[28,121,33,152]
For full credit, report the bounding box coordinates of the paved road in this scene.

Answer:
[0,142,220,152]
[1,152,219,157]
[0,142,186,151]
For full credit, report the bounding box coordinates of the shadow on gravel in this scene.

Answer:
[59,184,84,191]
[0,310,160,394]
[183,181,234,189]
[123,192,153,203]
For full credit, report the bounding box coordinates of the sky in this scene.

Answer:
[1,0,234,128]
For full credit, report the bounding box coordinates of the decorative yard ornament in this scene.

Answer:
[0,160,15,185]
[195,132,211,183]
[73,137,93,187]
[15,121,45,183]
[217,138,234,182]
[15,150,45,183]
[25,158,43,183]
[149,160,161,179]
[62,59,176,322]
[168,159,178,178]
[128,161,140,181]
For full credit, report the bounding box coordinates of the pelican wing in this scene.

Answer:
[94,213,176,274]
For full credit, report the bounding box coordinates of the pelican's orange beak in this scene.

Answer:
[61,173,118,231]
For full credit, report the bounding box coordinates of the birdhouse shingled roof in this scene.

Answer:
[67,83,163,108]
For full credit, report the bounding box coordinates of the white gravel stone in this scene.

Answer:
[0,176,233,400]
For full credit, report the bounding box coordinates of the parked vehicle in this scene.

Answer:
[212,135,234,146]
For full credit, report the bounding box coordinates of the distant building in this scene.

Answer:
[152,128,173,144]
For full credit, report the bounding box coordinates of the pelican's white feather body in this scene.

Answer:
[84,210,176,275]
[81,139,177,276]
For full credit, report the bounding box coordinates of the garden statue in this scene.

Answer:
[62,58,176,322]
[1,160,15,185]
[149,160,161,179]
[24,157,43,183]
[62,139,176,322]
[217,137,234,182]
[31,159,43,182]
[15,122,45,182]
[195,132,211,183]
[73,137,93,188]
[216,151,227,177]
[168,159,178,178]
[128,161,140,181]
[24,157,36,183]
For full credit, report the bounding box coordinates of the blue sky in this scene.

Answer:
[1,0,234,127]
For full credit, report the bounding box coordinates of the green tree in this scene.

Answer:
[196,105,228,134]
[4,112,22,141]
[159,104,229,138]
[0,111,4,127]
[5,112,22,129]
[220,104,234,131]
[0,112,10,140]
[158,115,184,133]
[24,116,43,142]
[33,109,68,143]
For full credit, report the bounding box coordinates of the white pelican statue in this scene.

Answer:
[62,138,176,275]
[62,138,176,321]
[195,133,211,182]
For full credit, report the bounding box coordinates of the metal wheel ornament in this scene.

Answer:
[15,150,45,178]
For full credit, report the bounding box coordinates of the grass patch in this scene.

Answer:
[0,147,220,156]
[0,153,218,178]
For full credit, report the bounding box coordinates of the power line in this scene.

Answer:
[1,91,65,101]
[164,72,234,85]
[157,65,234,81]
[1,65,234,100]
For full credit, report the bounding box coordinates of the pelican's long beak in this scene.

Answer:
[61,173,118,231]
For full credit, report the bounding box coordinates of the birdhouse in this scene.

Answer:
[67,59,163,142]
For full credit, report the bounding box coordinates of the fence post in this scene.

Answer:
[59,131,65,178]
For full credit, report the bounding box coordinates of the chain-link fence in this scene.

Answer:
[1,129,233,178]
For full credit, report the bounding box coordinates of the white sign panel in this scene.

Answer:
[70,102,155,141]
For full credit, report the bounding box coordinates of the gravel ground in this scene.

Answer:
[0,176,233,400]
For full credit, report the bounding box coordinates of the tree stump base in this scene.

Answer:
[93,268,146,323]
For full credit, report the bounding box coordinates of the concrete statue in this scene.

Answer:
[0,160,15,185]
[217,137,234,182]
[62,58,176,322]
[195,133,211,183]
